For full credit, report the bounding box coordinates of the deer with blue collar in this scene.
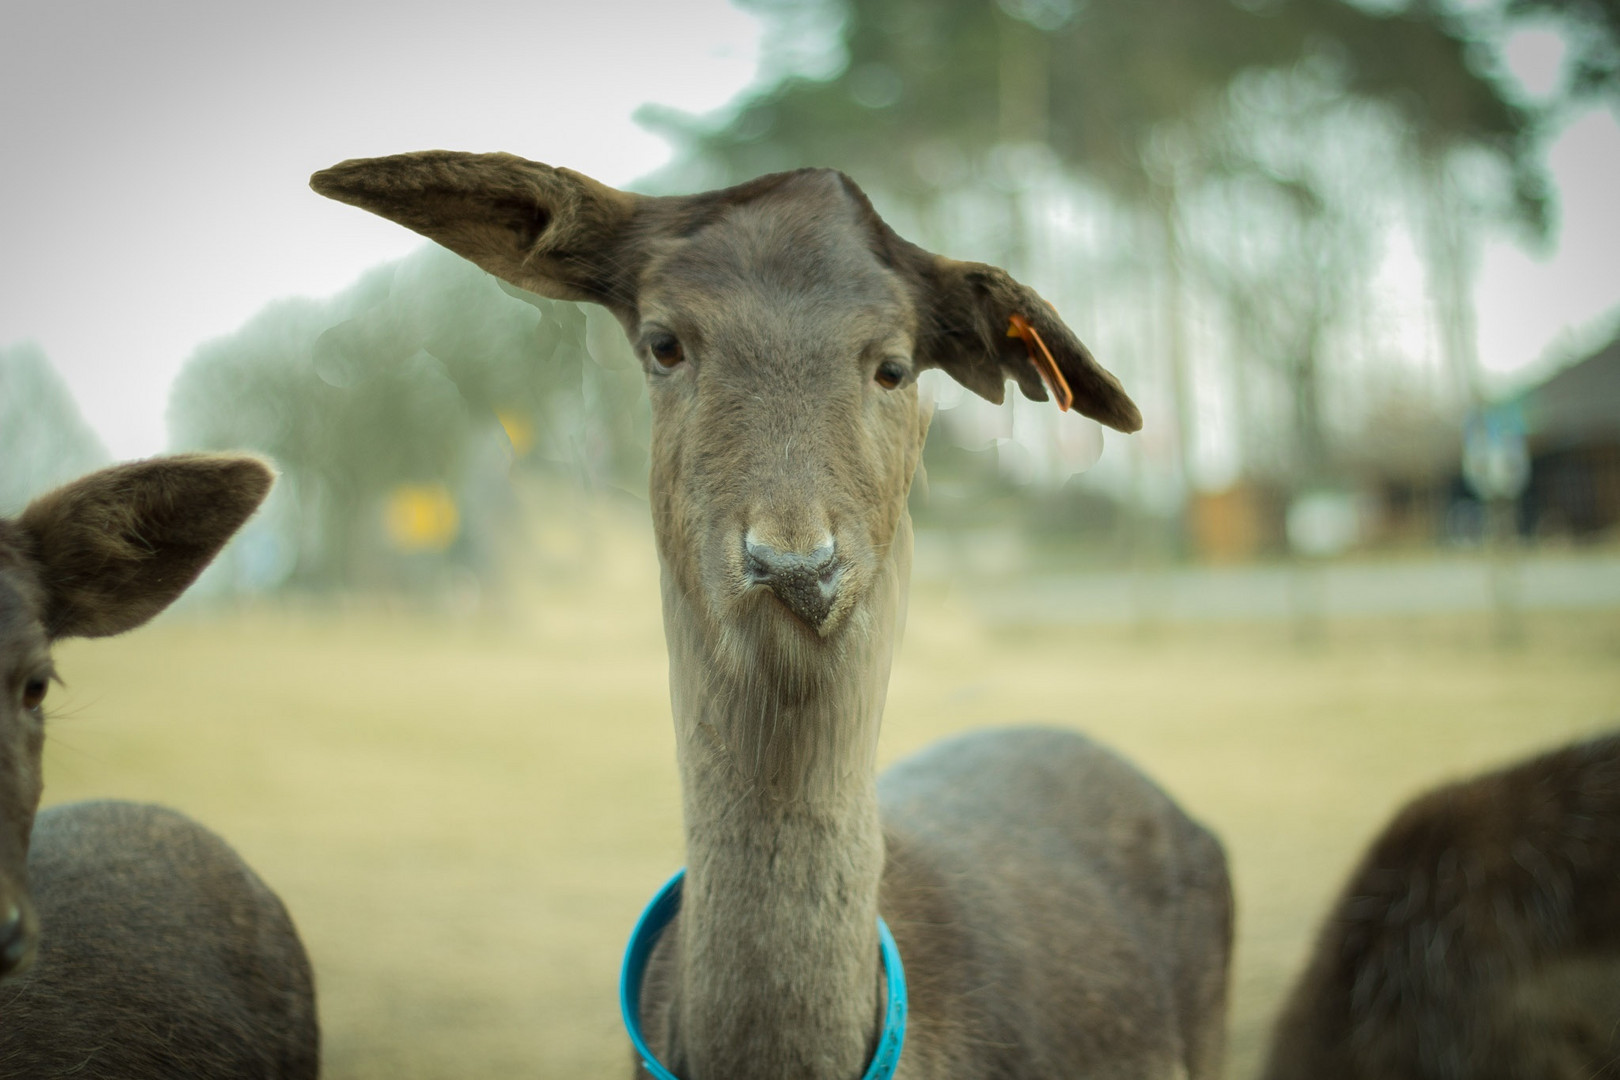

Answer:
[313,152,1232,1080]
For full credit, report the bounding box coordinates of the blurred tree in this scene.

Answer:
[168,245,645,590]
[0,341,108,513]
[1185,67,1433,487]
[650,0,1541,211]
[648,0,1545,559]
[1508,0,1620,100]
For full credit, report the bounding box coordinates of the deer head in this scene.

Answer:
[313,154,1136,658]
[0,455,272,980]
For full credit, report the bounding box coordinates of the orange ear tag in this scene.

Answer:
[1007,313,1073,412]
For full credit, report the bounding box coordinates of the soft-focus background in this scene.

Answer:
[3,1,1618,1077]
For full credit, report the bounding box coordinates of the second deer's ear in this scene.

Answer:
[907,256,1142,434]
[311,151,643,315]
[18,455,273,640]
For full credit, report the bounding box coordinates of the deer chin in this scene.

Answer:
[687,529,870,643]
[691,580,872,691]
[733,587,845,650]
[734,549,873,635]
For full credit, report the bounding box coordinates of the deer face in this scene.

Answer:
[0,455,271,982]
[635,176,926,649]
[311,154,1140,664]
[0,555,48,979]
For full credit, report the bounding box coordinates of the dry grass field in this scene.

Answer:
[38,503,1620,1079]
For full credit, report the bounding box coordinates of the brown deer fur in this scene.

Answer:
[1263,731,1620,1080]
[313,152,1231,1080]
[0,455,318,1079]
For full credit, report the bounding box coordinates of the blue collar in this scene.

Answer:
[619,869,908,1080]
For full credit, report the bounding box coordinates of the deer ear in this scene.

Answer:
[311,151,643,315]
[906,256,1141,434]
[17,455,273,640]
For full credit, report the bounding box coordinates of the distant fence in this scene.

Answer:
[959,552,1620,626]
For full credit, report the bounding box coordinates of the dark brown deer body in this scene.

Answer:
[314,153,1231,1079]
[0,456,319,1079]
[1264,732,1620,1080]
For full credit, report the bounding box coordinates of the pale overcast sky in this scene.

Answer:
[0,0,765,458]
[1,1,1615,460]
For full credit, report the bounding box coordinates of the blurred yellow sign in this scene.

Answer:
[384,484,460,552]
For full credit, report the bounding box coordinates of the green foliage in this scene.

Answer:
[653,0,1542,218]
[643,0,1562,559]
[168,245,646,588]
[1509,0,1620,99]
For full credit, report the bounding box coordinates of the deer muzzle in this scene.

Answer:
[743,535,843,630]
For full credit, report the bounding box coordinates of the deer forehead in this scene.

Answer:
[638,184,917,361]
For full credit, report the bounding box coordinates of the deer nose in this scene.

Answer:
[0,904,28,977]
[745,536,842,628]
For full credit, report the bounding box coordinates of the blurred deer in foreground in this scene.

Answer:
[1264,731,1620,1080]
[314,152,1232,1079]
[0,455,319,1079]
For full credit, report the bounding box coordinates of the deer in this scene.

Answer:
[312,152,1234,1080]
[0,454,320,1079]
[1263,731,1620,1080]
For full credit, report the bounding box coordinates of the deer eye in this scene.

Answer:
[21,677,47,712]
[648,333,685,372]
[874,359,908,390]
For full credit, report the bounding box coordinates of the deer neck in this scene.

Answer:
[656,519,910,1080]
